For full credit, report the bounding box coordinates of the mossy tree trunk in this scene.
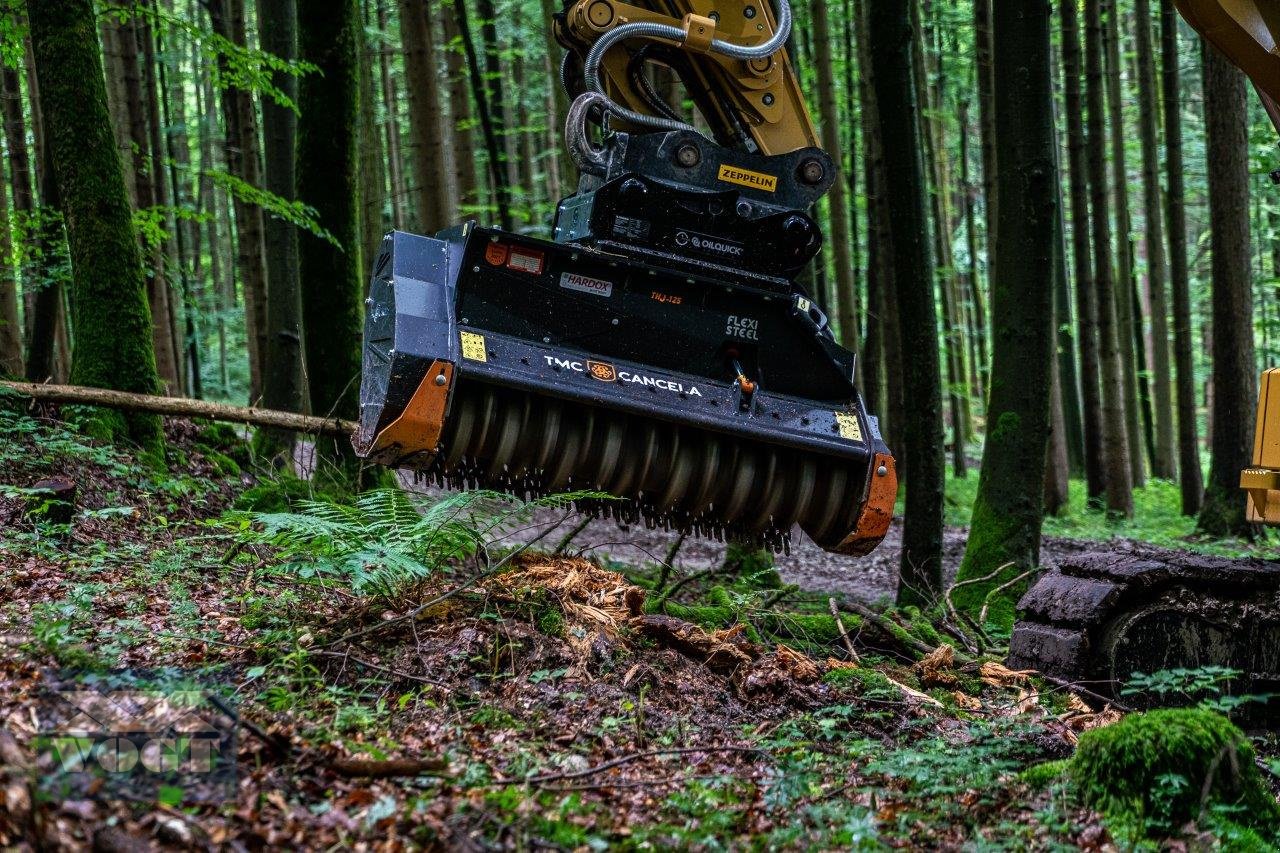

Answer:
[952,0,1056,627]
[1161,0,1203,515]
[0,160,20,377]
[868,0,944,608]
[298,0,366,485]
[26,0,162,453]
[399,0,453,233]
[1197,42,1256,539]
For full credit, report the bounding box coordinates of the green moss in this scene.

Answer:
[951,498,1037,629]
[1070,709,1280,845]
[761,613,847,647]
[202,450,242,478]
[900,607,943,646]
[1019,759,1069,789]
[822,666,894,696]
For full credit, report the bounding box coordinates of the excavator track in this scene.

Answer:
[1009,549,1280,716]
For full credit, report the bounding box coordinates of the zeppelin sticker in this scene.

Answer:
[717,164,778,193]
[560,271,614,298]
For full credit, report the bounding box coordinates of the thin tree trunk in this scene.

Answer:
[1062,0,1106,501]
[376,0,407,230]
[453,0,506,229]
[259,0,306,443]
[0,147,20,376]
[1103,0,1146,486]
[1161,0,1203,514]
[1134,0,1175,480]
[537,0,571,198]
[442,1,481,213]
[359,0,388,262]
[1086,0,1133,516]
[469,0,512,229]
[27,0,162,449]
[117,14,181,393]
[958,98,987,403]
[207,0,268,402]
[1197,41,1256,538]
[399,0,452,233]
[869,0,944,607]
[974,0,997,299]
[953,0,1056,626]
[810,0,858,352]
[1,65,33,377]
[298,0,367,482]
[23,44,63,385]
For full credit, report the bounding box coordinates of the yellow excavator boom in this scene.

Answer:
[1173,0,1280,521]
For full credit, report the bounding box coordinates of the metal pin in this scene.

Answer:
[434,374,447,386]
[877,465,888,477]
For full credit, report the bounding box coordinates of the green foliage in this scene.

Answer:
[205,170,338,246]
[1070,708,1280,845]
[1018,758,1070,789]
[101,2,316,110]
[1122,667,1273,714]
[236,488,603,599]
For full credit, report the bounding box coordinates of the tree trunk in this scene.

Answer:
[1102,0,1146,487]
[442,1,481,213]
[974,0,997,284]
[207,0,269,403]
[1062,0,1105,500]
[809,0,858,352]
[399,0,452,233]
[1045,352,1071,517]
[359,0,388,264]
[116,13,181,393]
[958,98,987,403]
[1197,41,1256,538]
[298,0,367,482]
[1162,0,1203,514]
[1086,0,1133,516]
[455,0,510,229]
[259,0,306,446]
[140,12,186,394]
[473,0,512,228]
[376,0,408,230]
[0,148,20,377]
[1134,0,1175,481]
[24,49,66,385]
[27,0,162,451]
[868,0,944,607]
[952,0,1056,628]
[538,0,572,198]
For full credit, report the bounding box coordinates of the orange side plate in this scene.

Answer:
[365,360,455,464]
[834,452,898,556]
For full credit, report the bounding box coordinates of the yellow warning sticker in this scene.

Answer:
[717,164,778,193]
[834,412,863,443]
[460,331,487,362]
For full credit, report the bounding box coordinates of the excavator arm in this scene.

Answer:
[1171,0,1280,522]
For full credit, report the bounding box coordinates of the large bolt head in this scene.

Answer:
[675,143,701,168]
[798,159,825,185]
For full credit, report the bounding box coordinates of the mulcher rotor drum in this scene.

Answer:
[355,226,896,554]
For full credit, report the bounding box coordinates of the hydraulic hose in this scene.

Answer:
[579,0,792,133]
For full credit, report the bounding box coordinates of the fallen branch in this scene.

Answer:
[330,757,449,778]
[313,648,447,686]
[1,381,356,436]
[828,597,860,664]
[837,599,934,658]
[977,568,1040,626]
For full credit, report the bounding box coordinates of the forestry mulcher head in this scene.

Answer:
[354,0,896,553]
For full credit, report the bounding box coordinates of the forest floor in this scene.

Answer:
[0,405,1276,849]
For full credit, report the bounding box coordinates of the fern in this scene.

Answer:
[237,488,607,600]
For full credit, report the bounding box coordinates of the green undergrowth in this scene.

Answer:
[945,474,1268,557]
